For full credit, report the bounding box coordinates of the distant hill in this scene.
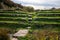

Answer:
[0,0,23,10]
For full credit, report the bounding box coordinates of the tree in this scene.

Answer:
[24,6,34,12]
[51,7,56,10]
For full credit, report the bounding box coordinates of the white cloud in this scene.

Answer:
[12,0,60,9]
[23,4,45,9]
[15,0,46,4]
[23,4,52,10]
[12,0,60,4]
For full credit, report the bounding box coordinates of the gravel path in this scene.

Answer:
[11,29,29,40]
[11,38,18,40]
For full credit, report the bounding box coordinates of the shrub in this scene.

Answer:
[0,28,10,40]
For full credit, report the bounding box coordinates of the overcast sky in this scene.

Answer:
[12,0,60,9]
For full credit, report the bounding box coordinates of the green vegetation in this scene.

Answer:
[0,0,60,40]
[0,28,10,40]
[18,29,58,40]
[0,10,60,40]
